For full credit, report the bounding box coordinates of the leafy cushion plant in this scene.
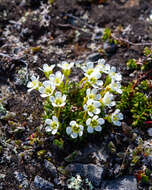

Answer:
[27,59,123,139]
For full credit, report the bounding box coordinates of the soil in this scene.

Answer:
[0,0,152,189]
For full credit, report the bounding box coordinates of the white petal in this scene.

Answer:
[87,126,93,133]
[56,71,62,77]
[98,59,105,65]
[96,94,101,100]
[66,127,72,134]
[45,119,52,125]
[52,116,58,122]
[94,101,101,107]
[79,131,83,137]
[60,102,66,107]
[93,115,98,120]
[40,94,48,98]
[119,113,123,120]
[95,126,102,132]
[92,88,97,94]
[111,66,116,72]
[27,82,33,88]
[98,118,105,125]
[71,133,78,138]
[88,111,93,117]
[86,88,91,96]
[114,121,121,126]
[62,95,66,102]
[87,99,93,105]
[79,125,84,130]
[70,121,76,126]
[55,91,62,97]
[43,64,49,69]
[49,74,55,80]
[95,72,101,79]
[117,89,122,94]
[83,104,87,110]
[86,118,91,125]
[45,126,52,132]
[110,101,116,107]
[49,96,54,103]
[39,86,45,94]
[96,80,103,86]
[87,62,94,69]
[43,80,51,87]
[94,108,100,115]
[52,129,57,135]
[31,75,37,81]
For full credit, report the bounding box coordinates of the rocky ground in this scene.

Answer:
[0,0,152,189]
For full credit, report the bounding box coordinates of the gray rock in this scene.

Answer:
[64,144,108,165]
[86,53,102,62]
[34,176,54,190]
[44,159,58,178]
[147,128,152,137]
[101,175,137,190]
[14,171,29,189]
[65,163,103,187]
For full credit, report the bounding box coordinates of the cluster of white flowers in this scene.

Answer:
[27,59,123,138]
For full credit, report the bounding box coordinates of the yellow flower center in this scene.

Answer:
[90,119,98,128]
[45,87,52,94]
[72,125,80,133]
[55,78,61,85]
[87,69,94,75]
[55,98,63,105]
[88,93,95,99]
[87,104,95,112]
[51,121,57,129]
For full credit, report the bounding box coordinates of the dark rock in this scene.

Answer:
[86,53,102,62]
[14,171,29,189]
[104,42,117,55]
[101,175,137,190]
[34,176,54,190]
[44,159,58,178]
[65,163,104,187]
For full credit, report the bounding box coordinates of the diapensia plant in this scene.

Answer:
[27,59,123,139]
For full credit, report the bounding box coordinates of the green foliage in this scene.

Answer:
[53,138,64,149]
[48,0,54,4]
[117,81,152,126]
[126,59,139,70]
[102,28,118,44]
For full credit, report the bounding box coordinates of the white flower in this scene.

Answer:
[39,80,55,97]
[45,116,59,134]
[102,91,116,107]
[86,71,103,88]
[109,80,122,94]
[58,61,74,71]
[96,59,111,74]
[27,75,40,92]
[96,59,106,72]
[86,88,101,100]
[111,109,123,126]
[49,91,66,107]
[86,115,105,133]
[108,66,122,81]
[40,64,55,78]
[49,71,64,87]
[82,62,95,76]
[83,99,101,117]
[66,121,84,138]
